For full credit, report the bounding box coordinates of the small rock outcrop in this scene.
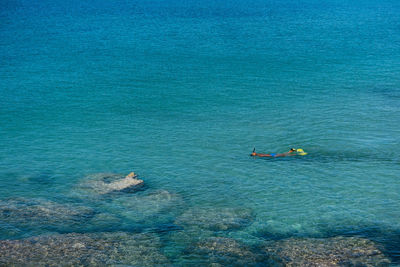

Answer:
[0,232,170,266]
[77,172,144,195]
[262,236,391,266]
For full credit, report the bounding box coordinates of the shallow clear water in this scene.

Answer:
[1,0,400,264]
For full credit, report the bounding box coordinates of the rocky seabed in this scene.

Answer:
[0,172,393,266]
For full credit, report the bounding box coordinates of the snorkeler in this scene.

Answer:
[251,148,305,158]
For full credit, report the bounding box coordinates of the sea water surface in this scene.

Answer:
[1,0,400,265]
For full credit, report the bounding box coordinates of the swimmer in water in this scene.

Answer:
[251,148,297,158]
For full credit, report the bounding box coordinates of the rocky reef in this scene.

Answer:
[0,170,394,266]
[175,207,255,231]
[0,198,94,232]
[76,172,144,196]
[0,232,170,266]
[262,236,391,266]
[183,237,269,266]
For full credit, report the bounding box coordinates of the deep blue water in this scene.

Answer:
[1,0,400,264]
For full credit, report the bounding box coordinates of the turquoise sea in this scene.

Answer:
[1,0,400,265]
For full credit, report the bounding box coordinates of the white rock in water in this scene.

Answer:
[99,172,144,194]
[79,172,144,195]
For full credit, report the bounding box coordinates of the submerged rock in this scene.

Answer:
[77,172,144,195]
[88,190,185,233]
[0,232,170,266]
[175,207,255,231]
[262,236,391,266]
[184,237,269,266]
[0,198,94,231]
[163,228,215,260]
[111,189,184,222]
